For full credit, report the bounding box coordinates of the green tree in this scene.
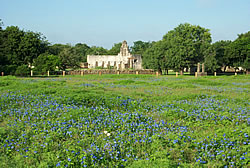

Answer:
[74,43,91,62]
[48,44,68,56]
[3,26,48,67]
[88,46,108,55]
[0,19,2,29]
[58,46,82,70]
[19,31,48,65]
[163,23,212,72]
[131,41,153,56]
[34,53,60,73]
[143,40,169,74]
[4,26,25,65]
[108,42,122,55]
[204,45,218,73]
[242,56,249,72]
[229,31,250,71]
[0,19,8,71]
[212,40,232,72]
[15,64,30,76]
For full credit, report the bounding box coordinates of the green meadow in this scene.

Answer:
[0,74,249,167]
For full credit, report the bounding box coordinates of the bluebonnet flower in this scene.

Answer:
[56,162,61,167]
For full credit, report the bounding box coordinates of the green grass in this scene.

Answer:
[0,74,249,167]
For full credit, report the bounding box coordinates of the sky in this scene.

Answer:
[1,0,249,49]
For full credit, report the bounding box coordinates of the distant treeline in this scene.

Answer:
[0,19,249,76]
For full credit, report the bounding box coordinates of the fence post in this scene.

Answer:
[1,72,4,76]
[63,71,65,76]
[47,71,50,77]
[176,72,178,77]
[156,71,159,77]
[235,72,237,76]
[99,71,102,76]
[136,71,139,75]
[81,71,84,76]
[31,70,33,77]
[214,72,216,76]
[195,72,198,78]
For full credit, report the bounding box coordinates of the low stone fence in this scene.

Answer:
[2,69,246,77]
[68,69,155,75]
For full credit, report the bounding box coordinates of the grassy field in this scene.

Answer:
[0,74,249,167]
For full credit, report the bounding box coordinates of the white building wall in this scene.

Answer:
[87,55,131,69]
[87,41,142,70]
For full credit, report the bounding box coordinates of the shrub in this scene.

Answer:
[15,65,30,76]
[0,65,17,75]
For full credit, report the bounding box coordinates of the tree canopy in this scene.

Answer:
[108,42,122,55]
[0,19,249,75]
[0,25,49,74]
[88,46,108,55]
[163,23,211,70]
[34,53,60,73]
[143,23,212,72]
[229,31,250,70]
[58,46,82,70]
[131,41,152,56]
[143,40,168,73]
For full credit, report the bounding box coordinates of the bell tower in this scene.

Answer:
[119,40,130,56]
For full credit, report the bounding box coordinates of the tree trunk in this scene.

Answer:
[158,69,162,75]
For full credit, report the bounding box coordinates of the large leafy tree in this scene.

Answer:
[4,26,25,65]
[143,40,170,74]
[0,19,7,70]
[88,46,108,55]
[131,41,153,56]
[163,23,212,71]
[108,42,122,55]
[229,31,250,71]
[19,31,48,65]
[34,53,60,73]
[3,26,48,66]
[0,19,2,30]
[49,43,91,69]
[58,46,82,70]
[204,45,219,73]
[48,44,68,56]
[212,40,232,72]
[143,23,211,73]
[74,43,91,62]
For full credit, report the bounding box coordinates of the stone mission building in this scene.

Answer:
[87,41,142,70]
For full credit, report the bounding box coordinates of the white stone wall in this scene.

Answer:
[87,54,142,70]
[133,54,142,70]
[87,55,131,69]
[87,41,142,70]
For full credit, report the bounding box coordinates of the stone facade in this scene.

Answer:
[68,69,155,75]
[87,41,142,70]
